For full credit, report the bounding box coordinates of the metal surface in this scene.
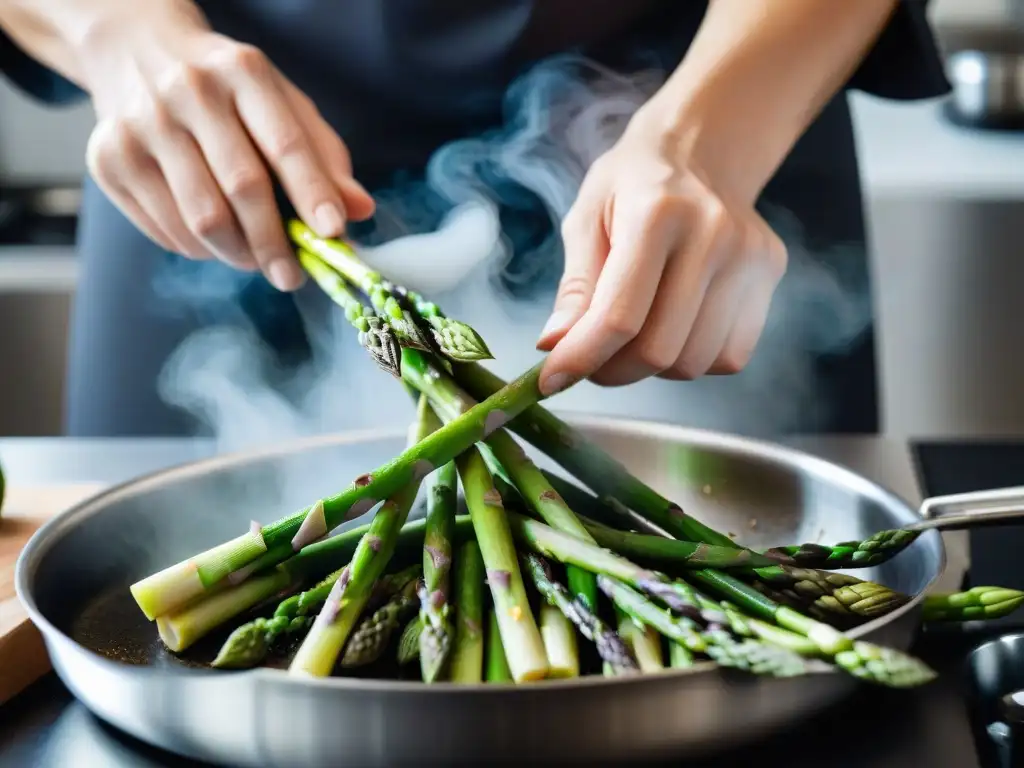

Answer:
[14,420,946,767]
[965,633,1024,767]
[916,486,1024,529]
[946,49,1024,129]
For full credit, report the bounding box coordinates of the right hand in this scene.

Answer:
[79,4,375,291]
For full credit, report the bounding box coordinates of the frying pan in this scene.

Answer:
[14,417,1022,767]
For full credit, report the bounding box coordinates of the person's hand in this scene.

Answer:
[79,4,375,290]
[536,113,788,396]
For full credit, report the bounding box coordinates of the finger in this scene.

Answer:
[706,280,776,375]
[536,202,608,351]
[586,203,726,387]
[539,202,674,395]
[280,77,376,222]
[87,122,199,255]
[144,118,256,271]
[226,47,349,239]
[174,75,302,290]
[657,262,754,381]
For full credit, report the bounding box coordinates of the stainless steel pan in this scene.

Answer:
[14,417,1024,767]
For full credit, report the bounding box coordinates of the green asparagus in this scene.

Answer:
[457,447,549,683]
[686,569,937,686]
[288,220,491,362]
[763,528,922,570]
[418,399,458,683]
[449,540,486,683]
[922,586,1024,622]
[289,402,440,677]
[297,248,402,378]
[485,608,514,683]
[617,611,664,673]
[522,554,638,675]
[130,359,547,621]
[341,575,421,667]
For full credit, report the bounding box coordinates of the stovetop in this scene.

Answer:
[3,440,1024,767]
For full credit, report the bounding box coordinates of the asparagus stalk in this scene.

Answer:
[449,540,486,684]
[209,563,422,668]
[418,409,458,683]
[485,608,514,683]
[686,569,937,687]
[453,363,731,546]
[669,641,694,669]
[617,611,664,673]
[522,554,638,675]
[457,447,549,683]
[597,577,818,677]
[762,528,922,570]
[580,522,909,620]
[297,248,402,378]
[402,353,602,615]
[340,576,421,667]
[922,586,1024,622]
[289,403,441,677]
[289,220,491,362]
[130,359,547,621]
[507,510,749,624]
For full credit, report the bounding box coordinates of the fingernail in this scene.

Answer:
[313,203,345,237]
[540,373,577,397]
[539,310,573,341]
[268,258,304,292]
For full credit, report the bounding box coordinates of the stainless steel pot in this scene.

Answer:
[945,49,1024,130]
[12,418,1021,767]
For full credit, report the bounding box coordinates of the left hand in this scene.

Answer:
[536,114,788,396]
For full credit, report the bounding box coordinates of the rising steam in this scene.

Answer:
[156,55,872,455]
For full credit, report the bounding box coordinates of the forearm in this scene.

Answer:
[636,0,899,203]
[0,0,207,89]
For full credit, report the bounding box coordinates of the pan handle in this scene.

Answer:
[913,486,1024,531]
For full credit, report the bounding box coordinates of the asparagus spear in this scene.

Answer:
[418,412,458,683]
[453,362,731,546]
[210,564,422,669]
[617,611,664,673]
[297,248,402,378]
[922,586,1024,622]
[506,510,750,624]
[457,447,549,683]
[669,641,694,669]
[401,352,603,615]
[686,569,937,687]
[485,608,514,683]
[341,576,421,667]
[449,540,486,684]
[289,403,441,677]
[130,360,547,621]
[581,522,909,620]
[597,576,819,677]
[288,220,491,362]
[396,617,422,666]
[762,528,922,570]
[522,554,638,675]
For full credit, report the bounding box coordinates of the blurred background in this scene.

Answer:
[1,0,1023,439]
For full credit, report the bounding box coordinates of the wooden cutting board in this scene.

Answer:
[0,483,104,705]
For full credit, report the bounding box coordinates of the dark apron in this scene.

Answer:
[66,1,883,437]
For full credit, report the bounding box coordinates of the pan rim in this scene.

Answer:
[15,413,942,694]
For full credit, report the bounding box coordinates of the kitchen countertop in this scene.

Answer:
[0,435,991,767]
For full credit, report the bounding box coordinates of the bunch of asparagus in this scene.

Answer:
[129,221,1024,688]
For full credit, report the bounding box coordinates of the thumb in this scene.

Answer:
[536,206,608,351]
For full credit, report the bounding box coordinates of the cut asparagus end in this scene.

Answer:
[618,612,664,673]
[155,568,291,653]
[669,641,694,669]
[539,603,579,679]
[130,530,270,620]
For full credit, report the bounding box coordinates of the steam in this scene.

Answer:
[156,55,872,459]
